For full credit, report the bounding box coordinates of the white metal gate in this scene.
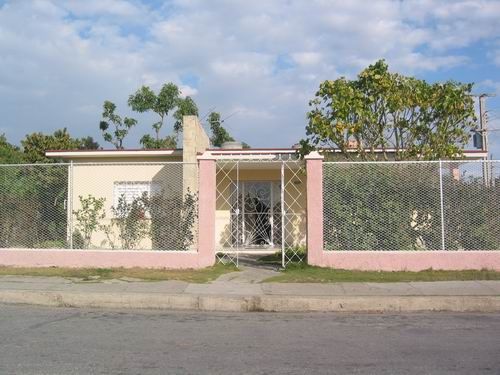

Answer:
[215,158,306,268]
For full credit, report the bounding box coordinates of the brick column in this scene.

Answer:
[305,151,324,266]
[197,153,217,267]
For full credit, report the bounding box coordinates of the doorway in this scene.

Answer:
[240,181,281,248]
[215,159,306,268]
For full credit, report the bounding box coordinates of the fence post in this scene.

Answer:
[305,151,324,265]
[280,161,285,268]
[68,161,74,249]
[197,153,217,267]
[438,160,446,250]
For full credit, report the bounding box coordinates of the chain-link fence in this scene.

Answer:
[0,162,199,251]
[0,164,69,249]
[323,160,500,251]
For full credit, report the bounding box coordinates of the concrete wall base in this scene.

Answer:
[309,250,500,271]
[0,249,215,269]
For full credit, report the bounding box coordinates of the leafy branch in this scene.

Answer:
[99,101,137,149]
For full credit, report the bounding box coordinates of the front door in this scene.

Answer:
[240,181,281,248]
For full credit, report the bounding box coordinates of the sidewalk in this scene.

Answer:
[1,267,499,313]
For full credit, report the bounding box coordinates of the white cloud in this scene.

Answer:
[0,0,500,151]
[211,54,274,78]
[61,0,150,20]
[292,52,322,67]
[179,85,198,98]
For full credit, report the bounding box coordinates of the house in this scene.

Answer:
[42,115,495,269]
[46,116,307,259]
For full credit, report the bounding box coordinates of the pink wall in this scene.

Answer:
[2,153,499,271]
[0,155,217,270]
[312,251,500,271]
[0,249,208,269]
[305,153,500,271]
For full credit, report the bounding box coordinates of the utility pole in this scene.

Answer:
[477,94,495,185]
[479,94,488,153]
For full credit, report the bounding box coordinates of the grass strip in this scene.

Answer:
[264,263,500,283]
[0,263,237,283]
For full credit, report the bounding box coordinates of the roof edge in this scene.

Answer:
[46,149,182,159]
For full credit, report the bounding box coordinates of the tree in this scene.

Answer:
[128,83,196,149]
[22,128,81,163]
[20,129,98,163]
[209,112,233,147]
[0,134,24,163]
[173,96,199,133]
[139,134,177,149]
[99,101,137,150]
[302,60,477,160]
[208,112,250,148]
[78,136,100,150]
[1,131,98,249]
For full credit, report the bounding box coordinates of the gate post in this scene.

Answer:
[305,151,324,266]
[197,153,217,267]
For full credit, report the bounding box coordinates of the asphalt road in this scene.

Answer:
[0,304,499,375]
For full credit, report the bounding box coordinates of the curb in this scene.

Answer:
[1,290,500,313]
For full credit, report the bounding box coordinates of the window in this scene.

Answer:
[113,181,160,208]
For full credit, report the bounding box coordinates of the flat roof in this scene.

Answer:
[45,147,488,159]
[45,149,182,159]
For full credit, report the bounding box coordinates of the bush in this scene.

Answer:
[73,195,106,249]
[323,164,441,250]
[323,163,500,251]
[144,189,198,250]
[110,193,150,250]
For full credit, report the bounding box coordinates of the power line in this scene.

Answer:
[221,111,240,123]
[201,107,217,121]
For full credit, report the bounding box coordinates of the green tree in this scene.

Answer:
[209,112,233,147]
[173,96,199,133]
[208,112,250,148]
[20,129,98,163]
[99,101,137,150]
[0,134,24,163]
[1,131,97,249]
[21,128,81,163]
[139,134,177,149]
[302,60,477,160]
[78,136,100,150]
[128,83,197,149]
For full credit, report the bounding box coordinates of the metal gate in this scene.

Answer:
[215,158,306,268]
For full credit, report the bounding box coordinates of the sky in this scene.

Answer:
[0,0,500,156]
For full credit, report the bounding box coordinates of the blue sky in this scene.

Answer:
[0,0,499,156]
